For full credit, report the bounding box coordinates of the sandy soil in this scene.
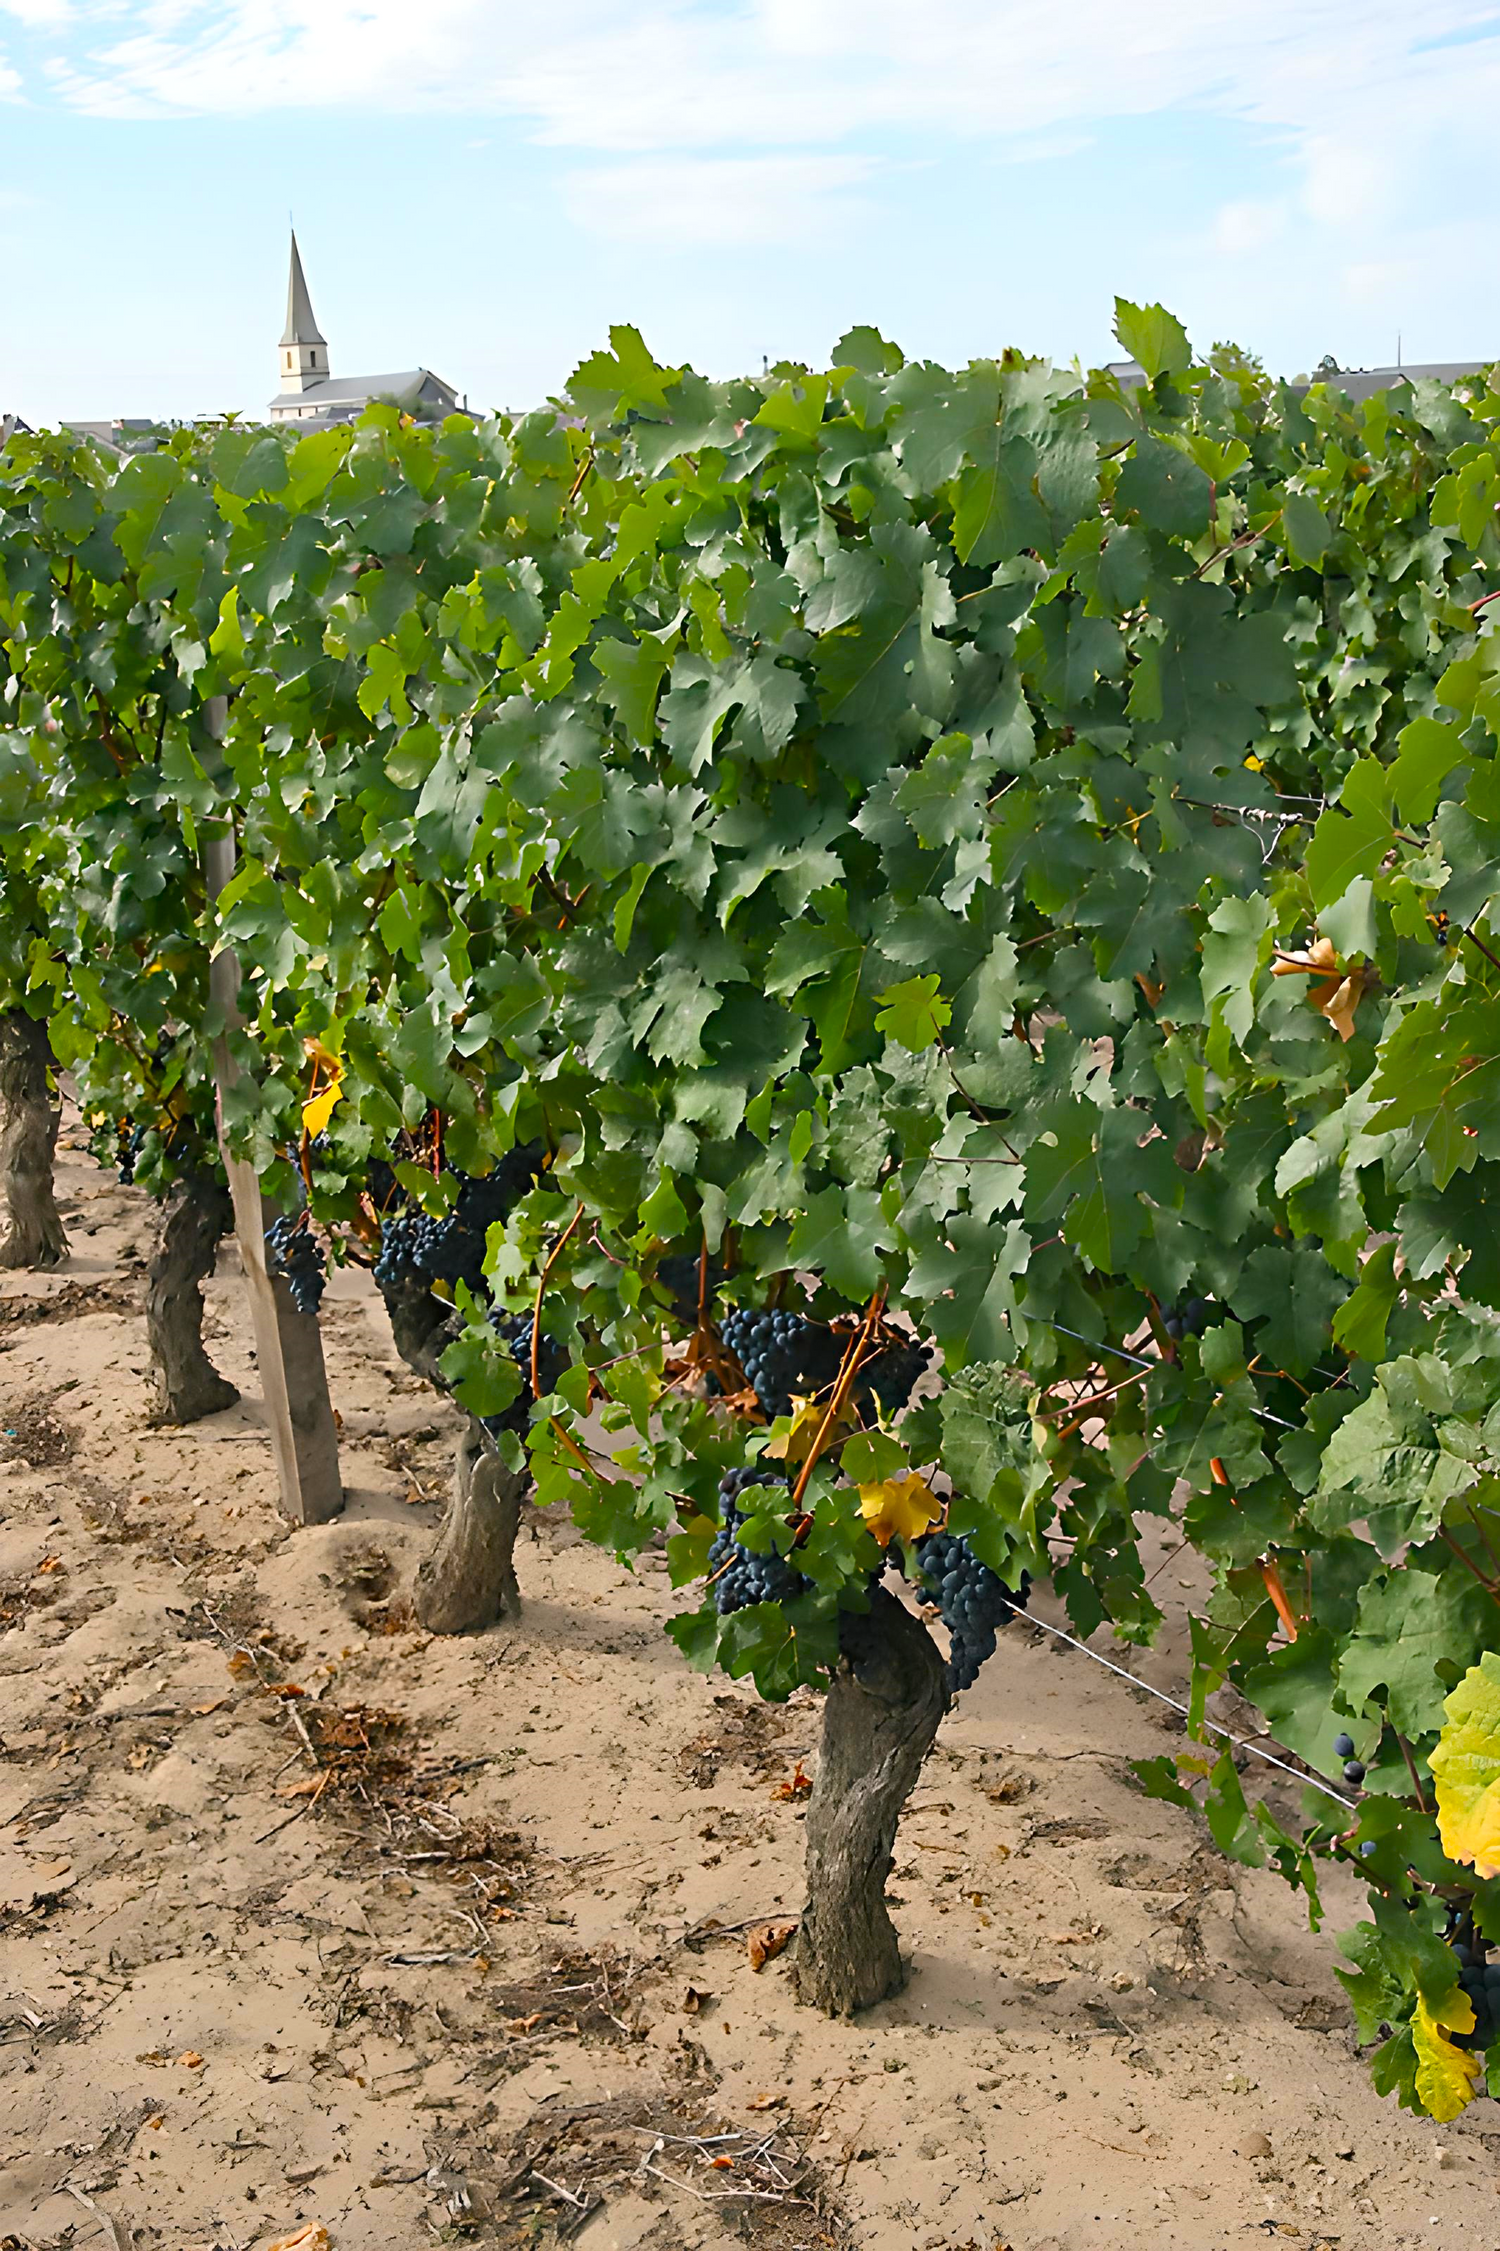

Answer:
[2,1120,1499,2251]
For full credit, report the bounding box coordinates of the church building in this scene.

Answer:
[267,232,465,427]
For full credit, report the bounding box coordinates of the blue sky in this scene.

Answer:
[2,1,1498,424]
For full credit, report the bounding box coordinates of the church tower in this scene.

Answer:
[278,231,328,396]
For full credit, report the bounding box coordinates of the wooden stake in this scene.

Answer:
[201,696,342,1526]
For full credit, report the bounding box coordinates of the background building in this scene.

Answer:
[268,232,465,428]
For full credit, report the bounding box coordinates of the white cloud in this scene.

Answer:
[564,152,874,247]
[13,0,1500,165]
[1211,199,1288,258]
[9,0,1500,345]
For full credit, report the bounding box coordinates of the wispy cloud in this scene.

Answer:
[5,1,1500,300]
[564,152,875,248]
[9,1,1498,151]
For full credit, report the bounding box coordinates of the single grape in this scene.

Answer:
[1343,1759,1365,1785]
[1333,1731,1355,1760]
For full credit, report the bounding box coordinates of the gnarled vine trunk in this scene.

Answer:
[413,1413,527,1632]
[146,1165,239,1423]
[791,1588,948,2016]
[379,1274,529,1634]
[0,1010,66,1271]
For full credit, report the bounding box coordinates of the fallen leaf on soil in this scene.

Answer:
[771,1762,812,1802]
[190,1698,228,1715]
[748,2092,784,2111]
[265,2229,330,2251]
[35,1555,63,1574]
[268,1682,307,1698]
[747,1919,797,1970]
[176,2050,205,2069]
[278,1776,326,1799]
[710,2156,735,2170]
[145,2116,164,2130]
[681,1986,710,2014]
[127,1746,152,1769]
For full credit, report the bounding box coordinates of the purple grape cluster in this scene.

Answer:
[706,1462,809,1615]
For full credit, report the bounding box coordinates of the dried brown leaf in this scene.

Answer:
[747,1918,797,1970]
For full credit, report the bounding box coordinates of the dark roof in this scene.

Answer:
[280,231,326,349]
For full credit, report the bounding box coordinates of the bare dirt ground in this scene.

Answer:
[2,1120,1499,2251]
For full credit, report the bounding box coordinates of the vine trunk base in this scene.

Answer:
[147,1166,239,1424]
[0,1010,66,1271]
[414,1416,526,1633]
[791,1585,948,2017]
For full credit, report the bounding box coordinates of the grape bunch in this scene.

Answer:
[1163,1296,1214,1341]
[264,1214,327,1316]
[720,1306,843,1420]
[655,1251,725,1326]
[855,1336,929,1418]
[706,1462,810,1616]
[479,1308,567,1438]
[371,1150,541,1300]
[1447,1913,1500,2052]
[115,1122,146,1186]
[907,1530,1030,1693]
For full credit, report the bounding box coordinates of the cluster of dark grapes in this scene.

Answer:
[371,1151,540,1299]
[706,1463,810,1616]
[264,1214,327,1316]
[1163,1296,1214,1341]
[115,1122,146,1185]
[656,1251,726,1326]
[857,1336,929,1418]
[908,1530,1030,1693]
[720,1305,929,1423]
[479,1308,567,1438]
[721,1306,844,1419]
[1447,1911,1500,2051]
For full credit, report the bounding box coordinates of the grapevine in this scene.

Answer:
[5,310,1500,2096]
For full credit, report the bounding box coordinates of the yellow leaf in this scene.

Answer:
[858,1471,941,1548]
[1413,1993,1483,2122]
[302,1034,341,1072]
[1430,1651,1500,1878]
[763,1396,854,1464]
[302,1075,345,1137]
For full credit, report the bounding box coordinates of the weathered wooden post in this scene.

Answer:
[201,695,342,1525]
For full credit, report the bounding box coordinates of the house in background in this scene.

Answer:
[267,232,465,429]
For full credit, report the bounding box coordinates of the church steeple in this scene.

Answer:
[278,231,327,395]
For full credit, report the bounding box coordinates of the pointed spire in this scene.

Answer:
[280,231,325,348]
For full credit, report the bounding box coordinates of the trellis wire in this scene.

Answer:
[1016,1609,1358,1815]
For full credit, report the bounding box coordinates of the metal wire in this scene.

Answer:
[1018,1608,1357,1815]
[1036,1317,1299,1431]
